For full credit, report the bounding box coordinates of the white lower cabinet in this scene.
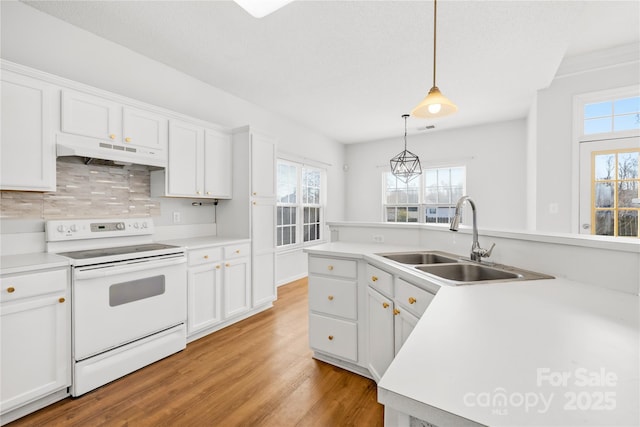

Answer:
[224,257,251,318]
[365,263,436,381]
[188,263,223,333]
[367,287,395,381]
[307,255,361,365]
[186,242,252,339]
[0,268,70,418]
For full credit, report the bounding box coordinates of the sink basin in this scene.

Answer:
[377,251,459,265]
[415,263,520,282]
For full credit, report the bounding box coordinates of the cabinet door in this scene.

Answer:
[122,106,168,153]
[250,132,276,198]
[0,71,56,191]
[251,199,276,306]
[167,120,202,197]
[367,287,395,381]
[394,308,419,355]
[61,90,119,140]
[224,257,251,318]
[203,129,232,198]
[187,263,223,335]
[1,293,70,413]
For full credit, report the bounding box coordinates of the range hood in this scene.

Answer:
[56,133,167,168]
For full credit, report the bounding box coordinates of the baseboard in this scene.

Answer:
[277,272,307,287]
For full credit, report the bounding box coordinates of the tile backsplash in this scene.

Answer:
[0,157,161,219]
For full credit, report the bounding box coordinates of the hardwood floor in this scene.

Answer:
[9,278,383,427]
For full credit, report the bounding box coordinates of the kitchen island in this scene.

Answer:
[305,241,639,427]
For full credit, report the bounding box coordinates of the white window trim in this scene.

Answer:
[276,159,327,251]
[571,85,640,233]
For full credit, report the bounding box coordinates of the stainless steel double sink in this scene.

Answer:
[376,251,553,285]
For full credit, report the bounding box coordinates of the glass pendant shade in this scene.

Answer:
[411,0,457,119]
[390,115,422,183]
[411,86,458,118]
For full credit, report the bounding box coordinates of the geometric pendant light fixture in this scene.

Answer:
[390,114,422,183]
[411,0,458,118]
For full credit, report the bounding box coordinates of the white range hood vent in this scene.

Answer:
[56,133,167,168]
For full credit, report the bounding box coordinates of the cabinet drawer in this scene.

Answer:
[366,264,393,297]
[0,268,67,303]
[308,256,357,279]
[309,313,357,362]
[309,276,357,320]
[188,247,222,266]
[395,278,435,317]
[223,243,251,260]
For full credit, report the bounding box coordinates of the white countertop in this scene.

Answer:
[378,280,639,426]
[1,252,70,275]
[159,235,250,250]
[305,242,640,426]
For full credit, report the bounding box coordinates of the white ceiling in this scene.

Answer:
[23,0,640,144]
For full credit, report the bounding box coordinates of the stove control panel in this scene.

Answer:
[46,219,154,241]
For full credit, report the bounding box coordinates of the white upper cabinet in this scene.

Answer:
[167,120,203,197]
[61,90,120,140]
[61,89,168,156]
[122,106,168,152]
[204,129,232,198]
[153,120,232,199]
[1,70,56,191]
[250,132,276,198]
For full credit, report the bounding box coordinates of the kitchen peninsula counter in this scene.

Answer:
[305,242,640,427]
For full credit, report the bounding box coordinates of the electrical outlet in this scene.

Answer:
[172,211,181,224]
[373,234,384,243]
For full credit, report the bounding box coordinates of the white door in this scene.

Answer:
[61,90,119,140]
[122,106,168,153]
[203,129,232,198]
[1,293,70,413]
[0,71,56,191]
[168,120,202,197]
[251,133,276,198]
[579,137,640,236]
[187,263,222,335]
[367,287,394,381]
[224,257,251,318]
[251,199,276,306]
[394,308,419,354]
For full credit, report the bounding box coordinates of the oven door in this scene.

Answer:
[73,255,186,361]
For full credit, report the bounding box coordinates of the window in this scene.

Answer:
[277,160,325,247]
[583,96,640,136]
[591,149,639,237]
[576,87,640,238]
[383,166,466,224]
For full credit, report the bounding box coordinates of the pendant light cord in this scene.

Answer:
[433,0,437,88]
[403,114,409,150]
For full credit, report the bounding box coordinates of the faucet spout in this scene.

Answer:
[449,196,494,262]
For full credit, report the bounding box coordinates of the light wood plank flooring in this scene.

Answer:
[9,278,383,426]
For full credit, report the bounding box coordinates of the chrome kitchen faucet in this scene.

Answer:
[450,196,495,262]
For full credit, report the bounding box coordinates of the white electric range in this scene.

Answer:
[45,218,187,396]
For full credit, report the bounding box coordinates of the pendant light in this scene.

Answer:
[411,0,457,118]
[390,114,422,183]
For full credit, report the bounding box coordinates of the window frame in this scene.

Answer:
[382,165,467,225]
[276,159,326,250]
[571,85,640,234]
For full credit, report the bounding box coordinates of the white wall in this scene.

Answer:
[534,58,639,233]
[344,119,527,231]
[1,2,345,283]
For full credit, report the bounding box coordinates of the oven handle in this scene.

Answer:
[74,256,186,280]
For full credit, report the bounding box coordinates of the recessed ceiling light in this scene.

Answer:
[233,0,294,18]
